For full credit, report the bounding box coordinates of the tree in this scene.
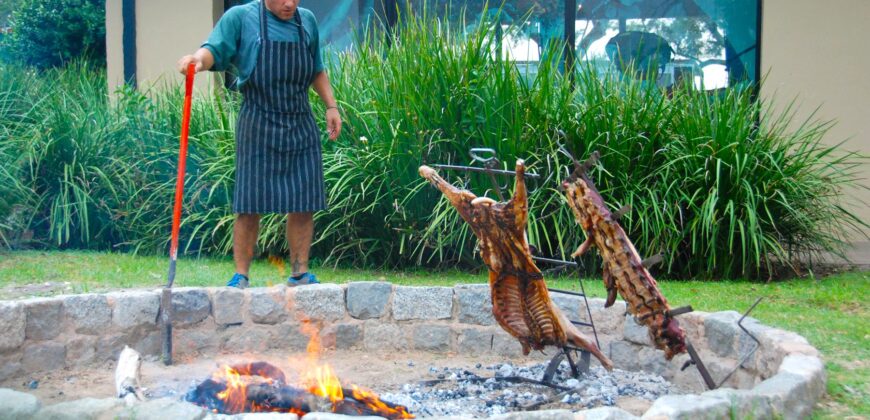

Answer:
[1,0,105,68]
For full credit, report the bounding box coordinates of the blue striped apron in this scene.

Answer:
[233,2,326,214]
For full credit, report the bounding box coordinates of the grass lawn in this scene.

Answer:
[0,250,867,418]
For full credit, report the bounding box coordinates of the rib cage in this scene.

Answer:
[419,161,613,370]
[561,153,687,360]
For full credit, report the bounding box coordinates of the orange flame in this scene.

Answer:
[215,365,247,414]
[351,385,415,419]
[303,364,344,402]
[268,255,286,278]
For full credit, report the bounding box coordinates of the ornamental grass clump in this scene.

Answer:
[0,7,865,279]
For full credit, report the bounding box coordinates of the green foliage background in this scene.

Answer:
[0,0,105,68]
[0,11,865,279]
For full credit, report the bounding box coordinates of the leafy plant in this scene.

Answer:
[1,0,105,68]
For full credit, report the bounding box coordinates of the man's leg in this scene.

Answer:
[233,213,260,276]
[287,212,314,277]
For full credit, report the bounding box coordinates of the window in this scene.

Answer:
[575,0,760,89]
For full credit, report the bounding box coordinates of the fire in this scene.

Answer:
[214,365,248,414]
[268,255,286,278]
[303,364,344,402]
[193,323,414,418]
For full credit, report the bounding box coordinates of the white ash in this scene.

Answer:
[381,361,681,418]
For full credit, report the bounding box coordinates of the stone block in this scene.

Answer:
[551,294,584,323]
[609,340,643,371]
[752,354,826,419]
[363,321,408,351]
[413,324,451,353]
[702,388,774,420]
[175,329,219,355]
[23,297,63,340]
[0,388,41,418]
[641,394,730,419]
[267,323,310,352]
[303,413,382,420]
[65,336,96,365]
[0,354,23,381]
[392,286,453,321]
[292,284,346,322]
[346,282,392,320]
[232,414,299,420]
[490,409,574,419]
[37,398,124,420]
[335,323,362,350]
[0,302,25,352]
[673,310,707,345]
[171,288,212,327]
[704,311,741,357]
[212,288,245,325]
[221,325,270,353]
[587,298,626,336]
[575,406,640,419]
[249,287,287,324]
[492,331,524,357]
[454,284,495,326]
[22,342,66,372]
[637,347,668,376]
[118,397,207,420]
[457,327,497,355]
[109,291,160,329]
[62,294,112,336]
[623,315,652,346]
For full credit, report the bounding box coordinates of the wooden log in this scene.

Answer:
[115,346,145,405]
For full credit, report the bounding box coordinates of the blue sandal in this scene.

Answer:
[287,272,319,287]
[227,273,250,289]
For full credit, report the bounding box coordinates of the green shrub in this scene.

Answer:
[1,0,105,68]
[0,8,865,279]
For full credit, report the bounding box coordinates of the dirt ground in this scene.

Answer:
[1,349,553,406]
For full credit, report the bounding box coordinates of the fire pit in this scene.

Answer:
[0,282,825,419]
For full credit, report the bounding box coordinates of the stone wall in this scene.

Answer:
[0,282,827,419]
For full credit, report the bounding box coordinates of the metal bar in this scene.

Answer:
[685,341,717,390]
[534,256,578,267]
[577,270,601,349]
[487,171,506,201]
[542,351,565,384]
[564,347,580,378]
[430,164,541,178]
[716,297,763,388]
[547,288,585,297]
[668,306,694,317]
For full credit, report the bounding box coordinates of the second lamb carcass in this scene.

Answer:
[561,152,686,360]
[419,161,613,370]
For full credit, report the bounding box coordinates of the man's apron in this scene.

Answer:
[233,2,326,214]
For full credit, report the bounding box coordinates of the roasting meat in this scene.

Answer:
[561,152,687,359]
[419,161,613,370]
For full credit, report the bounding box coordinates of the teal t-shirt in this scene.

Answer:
[202,1,324,88]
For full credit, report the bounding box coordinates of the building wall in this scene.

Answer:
[105,0,124,90]
[761,0,870,260]
[105,0,221,92]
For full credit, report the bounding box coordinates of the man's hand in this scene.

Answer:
[177,55,203,74]
[326,107,342,141]
[176,49,215,75]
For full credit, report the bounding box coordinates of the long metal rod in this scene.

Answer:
[716,297,763,388]
[534,256,578,267]
[431,164,541,178]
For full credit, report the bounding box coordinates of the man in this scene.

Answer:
[177,0,341,288]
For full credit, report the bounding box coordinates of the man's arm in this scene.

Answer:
[311,71,341,141]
